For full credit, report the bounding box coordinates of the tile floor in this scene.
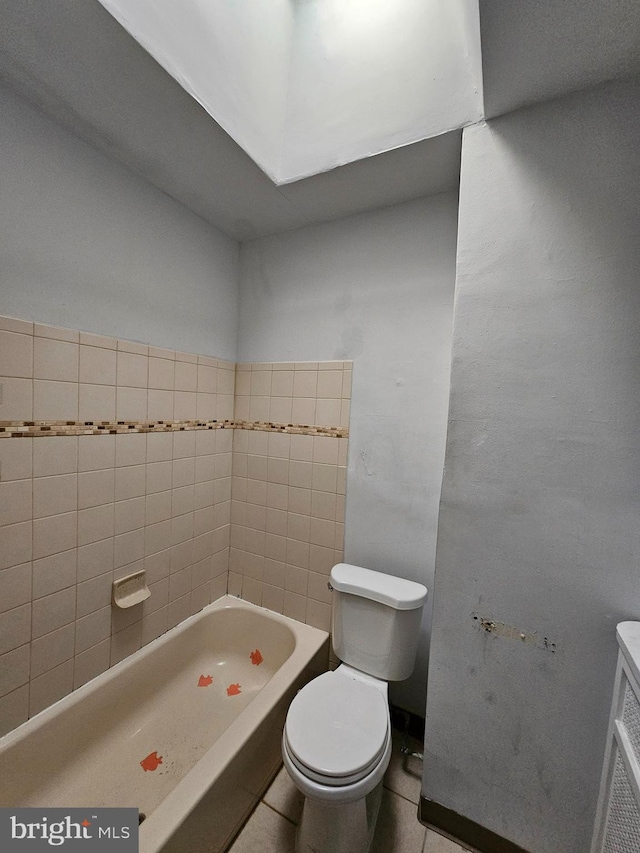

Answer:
[228,732,470,853]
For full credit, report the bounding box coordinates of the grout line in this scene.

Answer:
[260,799,298,827]
[382,778,421,807]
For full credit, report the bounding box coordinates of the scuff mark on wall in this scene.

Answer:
[471,613,557,653]
[359,449,374,477]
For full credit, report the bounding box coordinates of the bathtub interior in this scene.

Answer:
[0,603,300,820]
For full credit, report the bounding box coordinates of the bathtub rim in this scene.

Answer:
[0,594,329,853]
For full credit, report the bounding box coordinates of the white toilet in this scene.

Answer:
[282,563,428,853]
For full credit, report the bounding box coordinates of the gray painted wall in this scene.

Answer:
[479,0,640,118]
[0,83,239,359]
[239,195,458,714]
[423,76,640,853]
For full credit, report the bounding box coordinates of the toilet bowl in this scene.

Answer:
[282,564,428,853]
[283,665,391,798]
[282,665,392,853]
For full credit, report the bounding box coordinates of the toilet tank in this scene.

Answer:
[330,564,428,682]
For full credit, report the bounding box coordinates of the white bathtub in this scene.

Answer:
[0,595,329,853]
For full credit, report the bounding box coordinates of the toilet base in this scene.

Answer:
[295,779,384,853]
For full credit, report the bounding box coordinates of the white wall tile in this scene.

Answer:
[77,538,114,583]
[29,659,74,716]
[78,434,114,472]
[0,480,32,526]
[0,378,33,420]
[0,438,32,481]
[0,604,31,655]
[31,623,75,678]
[0,316,32,335]
[78,469,115,510]
[33,337,78,382]
[33,474,77,519]
[32,550,77,599]
[0,684,29,737]
[32,586,76,638]
[0,521,32,571]
[34,436,77,477]
[148,357,174,390]
[78,504,114,547]
[74,639,111,688]
[116,387,147,420]
[175,361,197,392]
[147,431,173,463]
[115,433,147,467]
[79,333,117,350]
[316,370,343,399]
[148,389,174,420]
[114,497,146,535]
[34,324,78,343]
[0,563,31,614]
[293,371,317,398]
[78,384,116,421]
[115,465,146,500]
[174,391,197,419]
[33,380,78,420]
[79,345,117,385]
[33,512,77,560]
[117,351,148,388]
[77,572,112,618]
[0,330,33,378]
[0,644,30,698]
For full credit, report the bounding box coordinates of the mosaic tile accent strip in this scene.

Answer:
[0,419,234,438]
[0,419,349,439]
[233,420,348,438]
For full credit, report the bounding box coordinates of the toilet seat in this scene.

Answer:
[284,670,389,786]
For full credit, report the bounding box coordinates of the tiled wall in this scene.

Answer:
[229,362,351,633]
[0,318,352,737]
[234,360,351,429]
[0,315,235,425]
[0,315,234,735]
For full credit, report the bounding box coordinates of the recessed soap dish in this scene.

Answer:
[112,569,151,609]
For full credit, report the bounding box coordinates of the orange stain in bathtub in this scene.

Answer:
[250,649,263,666]
[227,683,241,696]
[140,751,163,772]
[198,674,213,687]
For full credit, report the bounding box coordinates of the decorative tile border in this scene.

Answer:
[0,418,234,438]
[0,418,349,439]
[233,419,348,438]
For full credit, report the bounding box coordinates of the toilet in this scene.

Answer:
[282,563,428,853]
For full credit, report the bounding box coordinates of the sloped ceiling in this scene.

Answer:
[1,1,638,242]
[97,0,483,185]
[0,0,461,241]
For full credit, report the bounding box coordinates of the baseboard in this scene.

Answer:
[389,705,425,742]
[419,797,531,853]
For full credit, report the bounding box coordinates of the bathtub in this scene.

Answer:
[0,595,329,853]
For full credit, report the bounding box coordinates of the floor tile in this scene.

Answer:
[237,744,436,853]
[228,802,296,853]
[263,765,305,824]
[423,828,472,852]
[384,731,423,805]
[371,788,426,853]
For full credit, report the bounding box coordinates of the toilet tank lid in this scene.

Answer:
[330,564,428,610]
